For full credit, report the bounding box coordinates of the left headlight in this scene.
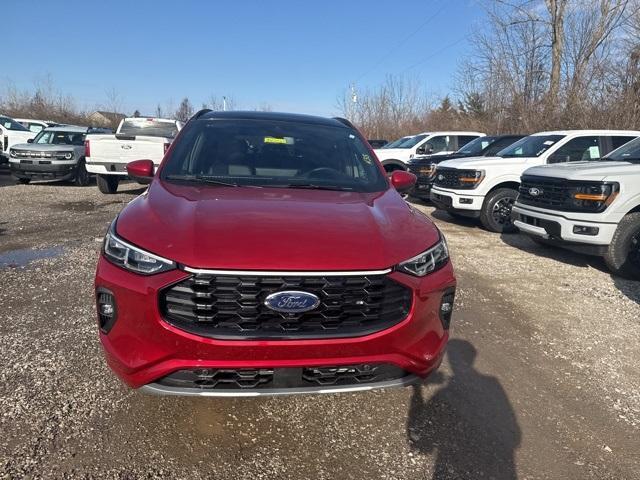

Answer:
[103,221,175,275]
[396,236,450,277]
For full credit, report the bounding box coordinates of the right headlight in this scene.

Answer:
[396,236,450,277]
[457,169,484,189]
[103,220,175,275]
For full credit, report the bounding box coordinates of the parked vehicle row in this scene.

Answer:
[85,117,183,194]
[426,130,640,279]
[374,131,486,173]
[9,125,112,185]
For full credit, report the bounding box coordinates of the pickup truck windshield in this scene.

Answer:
[458,136,496,155]
[162,119,389,192]
[383,136,412,148]
[497,134,565,158]
[396,134,428,149]
[604,136,640,163]
[0,116,29,131]
[118,119,178,138]
[33,130,85,145]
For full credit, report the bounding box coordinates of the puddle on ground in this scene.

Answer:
[0,246,66,268]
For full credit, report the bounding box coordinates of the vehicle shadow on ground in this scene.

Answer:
[429,209,482,230]
[501,232,640,305]
[407,339,520,480]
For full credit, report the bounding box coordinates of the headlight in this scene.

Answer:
[457,169,484,189]
[64,152,73,160]
[103,221,175,275]
[568,182,619,213]
[397,236,449,277]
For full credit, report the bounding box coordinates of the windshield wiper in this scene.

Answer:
[164,174,262,188]
[271,183,354,191]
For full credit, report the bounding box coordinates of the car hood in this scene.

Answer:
[524,161,640,181]
[437,156,533,169]
[115,181,441,271]
[10,143,75,151]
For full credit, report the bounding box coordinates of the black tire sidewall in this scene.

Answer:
[605,212,640,279]
[97,174,119,194]
[481,188,518,233]
[74,159,90,187]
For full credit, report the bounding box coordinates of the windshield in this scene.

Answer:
[32,130,86,145]
[383,136,412,149]
[604,136,640,163]
[118,118,178,138]
[396,134,428,149]
[0,116,29,131]
[457,136,496,155]
[497,134,565,158]
[161,119,389,192]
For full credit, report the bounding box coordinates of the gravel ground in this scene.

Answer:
[0,172,638,479]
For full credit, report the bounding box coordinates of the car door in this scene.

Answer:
[546,136,602,164]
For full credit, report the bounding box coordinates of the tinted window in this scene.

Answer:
[458,136,495,155]
[457,136,480,149]
[548,136,600,163]
[119,119,178,138]
[162,119,389,192]
[0,116,29,131]
[498,135,565,158]
[611,136,636,150]
[383,136,412,148]
[482,136,524,156]
[605,137,640,163]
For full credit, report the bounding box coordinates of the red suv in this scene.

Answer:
[95,111,456,396]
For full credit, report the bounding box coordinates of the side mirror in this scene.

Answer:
[390,170,417,193]
[127,159,155,185]
[27,138,34,143]
[416,145,425,155]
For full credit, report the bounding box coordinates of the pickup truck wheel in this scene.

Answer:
[74,158,91,187]
[604,212,640,279]
[17,178,30,185]
[97,174,119,194]
[480,188,518,233]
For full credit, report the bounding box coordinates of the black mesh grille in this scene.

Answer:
[160,273,412,339]
[156,364,408,390]
[519,175,570,209]
[433,167,462,188]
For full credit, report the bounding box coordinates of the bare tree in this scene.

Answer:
[174,97,193,122]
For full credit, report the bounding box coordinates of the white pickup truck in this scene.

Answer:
[373,131,485,173]
[0,115,37,164]
[430,130,640,233]
[512,136,640,279]
[85,117,182,193]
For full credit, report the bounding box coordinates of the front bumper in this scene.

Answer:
[95,257,456,395]
[430,187,483,218]
[512,203,617,249]
[10,160,77,181]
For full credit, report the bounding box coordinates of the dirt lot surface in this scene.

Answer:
[1,170,639,479]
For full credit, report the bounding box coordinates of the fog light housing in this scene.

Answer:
[96,288,117,333]
[439,288,456,330]
[573,225,599,236]
[460,198,473,204]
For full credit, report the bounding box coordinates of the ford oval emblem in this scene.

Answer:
[264,291,320,313]
[529,187,542,197]
[121,144,132,150]
[437,174,445,181]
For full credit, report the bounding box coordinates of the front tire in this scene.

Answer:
[480,188,518,233]
[97,174,119,194]
[604,212,640,279]
[74,158,91,186]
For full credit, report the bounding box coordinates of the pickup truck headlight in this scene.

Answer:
[569,182,619,213]
[457,169,484,189]
[103,221,175,275]
[396,236,449,277]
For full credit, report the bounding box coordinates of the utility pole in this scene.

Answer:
[223,96,227,111]
[348,83,357,120]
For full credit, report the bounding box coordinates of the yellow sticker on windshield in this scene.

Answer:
[362,154,372,164]
[264,136,287,144]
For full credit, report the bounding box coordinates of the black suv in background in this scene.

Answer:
[406,134,524,199]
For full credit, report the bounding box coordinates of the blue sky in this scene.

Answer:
[5,0,484,117]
